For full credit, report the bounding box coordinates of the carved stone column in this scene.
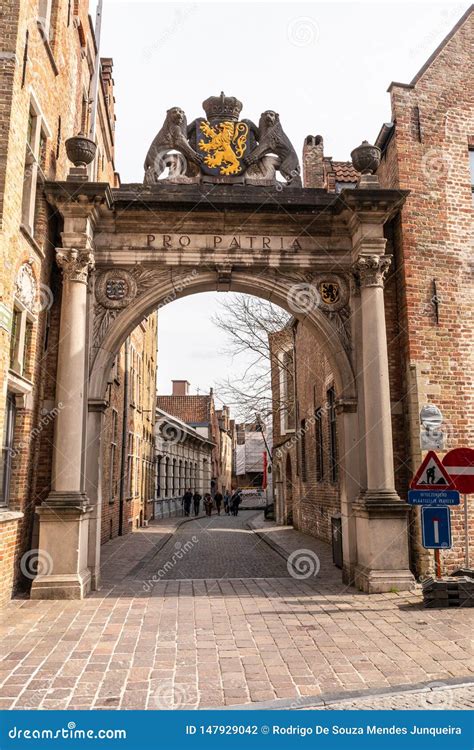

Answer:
[354,254,395,496]
[31,248,95,600]
[351,253,414,593]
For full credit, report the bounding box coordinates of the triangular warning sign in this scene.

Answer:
[411,451,455,490]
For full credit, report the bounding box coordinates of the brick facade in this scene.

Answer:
[270,323,341,543]
[0,0,133,605]
[273,7,473,578]
[376,6,474,575]
[100,316,157,544]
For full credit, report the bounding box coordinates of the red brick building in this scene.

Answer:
[271,6,474,578]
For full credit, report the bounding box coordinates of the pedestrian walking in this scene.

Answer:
[183,488,193,517]
[224,489,231,515]
[231,490,241,517]
[214,490,223,515]
[204,493,213,517]
[193,490,202,516]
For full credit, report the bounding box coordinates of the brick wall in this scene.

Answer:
[0,0,117,604]
[377,6,474,575]
[270,322,342,544]
[101,314,157,544]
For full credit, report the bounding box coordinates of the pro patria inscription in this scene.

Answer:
[146,234,303,251]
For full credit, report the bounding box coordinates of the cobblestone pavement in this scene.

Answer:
[0,511,472,710]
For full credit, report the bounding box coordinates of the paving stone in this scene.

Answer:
[0,512,472,709]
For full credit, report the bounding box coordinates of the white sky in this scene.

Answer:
[93,1,468,404]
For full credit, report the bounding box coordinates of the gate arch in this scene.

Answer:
[31,179,415,600]
[89,268,356,403]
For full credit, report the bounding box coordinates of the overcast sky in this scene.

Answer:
[92,1,468,406]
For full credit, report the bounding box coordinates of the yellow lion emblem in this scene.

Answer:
[198,120,249,175]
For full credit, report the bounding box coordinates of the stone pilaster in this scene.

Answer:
[350,252,415,593]
[31,215,98,599]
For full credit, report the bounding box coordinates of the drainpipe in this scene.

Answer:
[88,0,103,178]
[118,337,130,536]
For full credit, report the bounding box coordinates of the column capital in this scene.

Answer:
[56,247,95,284]
[352,254,391,288]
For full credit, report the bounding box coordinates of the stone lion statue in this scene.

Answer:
[144,107,203,184]
[244,111,302,187]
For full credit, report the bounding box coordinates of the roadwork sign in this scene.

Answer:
[410,450,455,490]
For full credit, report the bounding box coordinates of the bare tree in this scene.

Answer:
[212,295,291,422]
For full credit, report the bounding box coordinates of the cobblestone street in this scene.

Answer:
[0,512,472,710]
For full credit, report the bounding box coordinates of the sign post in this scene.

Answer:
[421,506,452,579]
[411,451,456,578]
[442,447,474,569]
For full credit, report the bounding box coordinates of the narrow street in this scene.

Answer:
[0,513,472,710]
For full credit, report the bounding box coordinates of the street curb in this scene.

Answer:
[129,513,207,577]
[207,676,474,711]
[247,518,297,564]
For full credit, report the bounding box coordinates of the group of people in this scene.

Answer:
[182,488,243,518]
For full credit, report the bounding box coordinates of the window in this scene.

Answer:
[126,432,134,498]
[156,456,161,498]
[135,436,140,497]
[327,387,338,482]
[300,419,307,482]
[38,0,53,41]
[0,395,16,507]
[22,104,48,236]
[9,304,34,379]
[469,149,474,199]
[164,457,169,496]
[279,347,295,434]
[109,409,118,504]
[315,407,324,481]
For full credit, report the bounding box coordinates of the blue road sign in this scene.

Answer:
[408,489,460,506]
[421,507,452,549]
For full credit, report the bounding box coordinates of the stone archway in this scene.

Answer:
[31,179,415,599]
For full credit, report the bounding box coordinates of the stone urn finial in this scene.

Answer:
[351,140,381,175]
[65,133,97,167]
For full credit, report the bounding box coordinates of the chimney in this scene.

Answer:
[172,380,189,396]
[303,135,325,188]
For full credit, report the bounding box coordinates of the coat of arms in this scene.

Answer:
[198,120,249,176]
[193,93,255,177]
[143,92,301,186]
